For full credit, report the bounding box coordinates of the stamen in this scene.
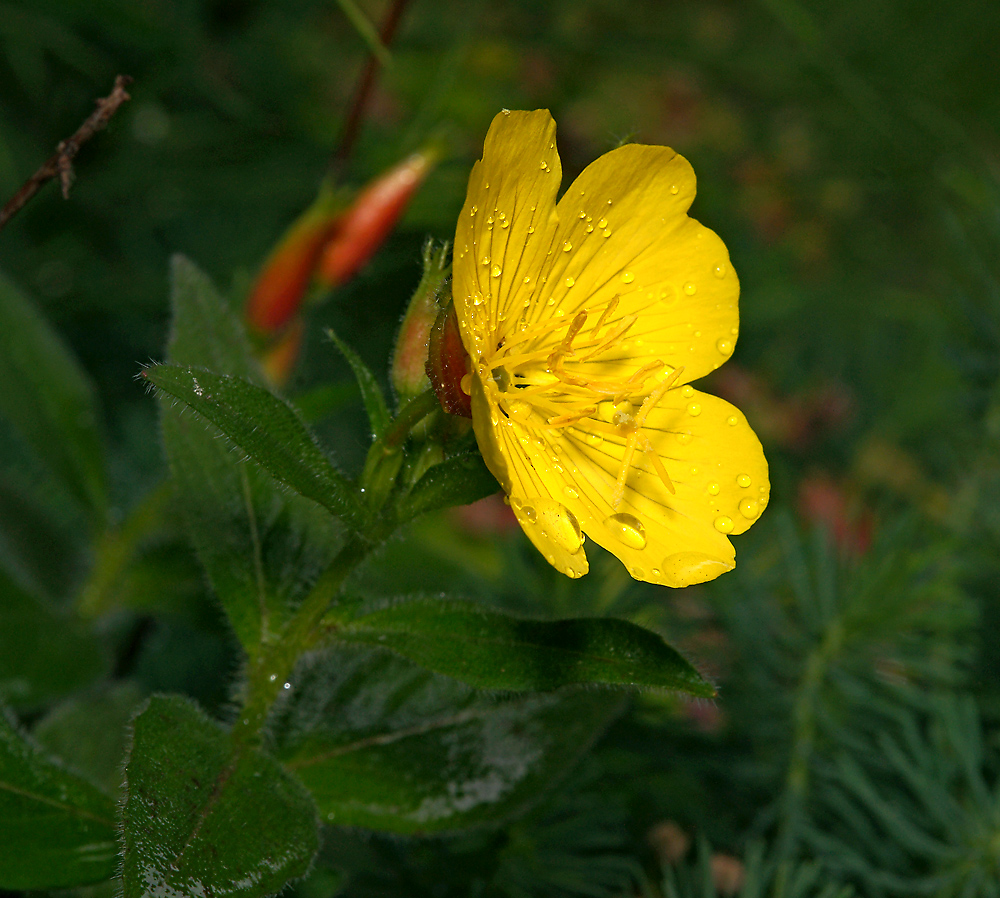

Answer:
[611,430,640,509]
[544,407,597,428]
[546,310,588,370]
[589,295,619,339]
[614,359,664,402]
[634,366,684,428]
[640,433,676,495]
[580,314,637,361]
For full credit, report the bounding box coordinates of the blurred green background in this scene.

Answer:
[2,0,1000,895]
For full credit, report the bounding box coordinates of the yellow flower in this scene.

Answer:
[452,110,768,587]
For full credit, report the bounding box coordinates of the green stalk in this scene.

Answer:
[232,535,369,749]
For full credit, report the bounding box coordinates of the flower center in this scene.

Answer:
[480,297,681,509]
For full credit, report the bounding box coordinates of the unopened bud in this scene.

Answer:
[317,149,437,287]
[426,300,472,418]
[391,241,450,401]
[245,195,345,335]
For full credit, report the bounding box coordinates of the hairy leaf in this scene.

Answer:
[275,648,624,834]
[338,597,714,696]
[121,695,319,898]
[398,452,500,521]
[326,327,390,438]
[149,364,365,530]
[160,257,342,648]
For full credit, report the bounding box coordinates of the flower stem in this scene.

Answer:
[231,535,369,749]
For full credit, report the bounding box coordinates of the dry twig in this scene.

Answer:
[0,74,133,232]
[331,0,412,172]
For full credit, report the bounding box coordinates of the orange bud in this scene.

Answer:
[246,203,343,335]
[317,150,436,287]
[426,301,472,418]
[391,241,450,401]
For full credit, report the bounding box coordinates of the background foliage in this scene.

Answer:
[1,0,999,895]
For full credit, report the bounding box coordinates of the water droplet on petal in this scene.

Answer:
[621,271,635,284]
[563,241,573,252]
[727,415,739,426]
[687,402,702,416]
[606,512,647,549]
[460,374,472,395]
[716,338,733,355]
[565,277,575,287]
[522,505,537,523]
[707,482,721,495]
[684,282,697,295]
[481,256,490,266]
[597,218,608,229]
[682,385,694,398]
[661,552,729,586]
[676,432,692,445]
[714,515,734,533]
[491,264,502,277]
[563,485,579,500]
[506,399,531,421]
[602,228,612,237]
[713,263,726,278]
[585,224,594,233]
[539,501,584,554]
[737,473,752,488]
[739,498,760,519]
[669,184,680,195]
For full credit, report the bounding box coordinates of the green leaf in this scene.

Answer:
[0,473,83,599]
[0,270,106,522]
[275,648,624,834]
[0,707,118,889]
[34,681,144,796]
[326,327,390,438]
[398,451,500,521]
[160,258,344,649]
[122,695,319,898]
[337,597,715,696]
[149,364,366,531]
[0,570,107,709]
[167,255,262,379]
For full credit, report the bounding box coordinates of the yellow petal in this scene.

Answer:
[473,373,767,587]
[452,110,562,354]
[469,376,589,579]
[524,143,739,385]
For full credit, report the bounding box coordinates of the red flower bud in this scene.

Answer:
[425,301,472,418]
[317,150,436,287]
[246,201,344,335]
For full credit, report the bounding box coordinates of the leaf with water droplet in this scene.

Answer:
[121,695,319,898]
